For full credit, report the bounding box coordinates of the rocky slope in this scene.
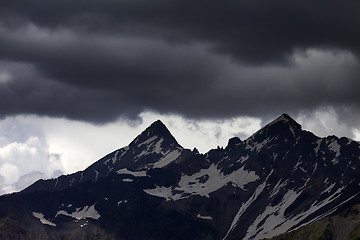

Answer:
[265,203,360,240]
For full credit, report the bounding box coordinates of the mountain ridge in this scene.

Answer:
[1,113,360,240]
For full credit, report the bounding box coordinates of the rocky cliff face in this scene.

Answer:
[1,114,360,240]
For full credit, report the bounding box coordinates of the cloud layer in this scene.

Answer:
[0,0,360,124]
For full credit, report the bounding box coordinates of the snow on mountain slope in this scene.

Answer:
[145,163,259,200]
[56,204,100,220]
[32,212,56,227]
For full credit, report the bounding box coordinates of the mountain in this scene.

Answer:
[1,114,360,240]
[23,119,186,193]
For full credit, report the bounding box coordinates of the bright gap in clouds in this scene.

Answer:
[0,112,261,195]
[295,107,360,141]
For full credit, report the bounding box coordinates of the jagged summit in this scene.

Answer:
[149,119,167,131]
[253,113,302,139]
[122,120,184,170]
[267,113,301,128]
[129,120,180,149]
[226,137,241,150]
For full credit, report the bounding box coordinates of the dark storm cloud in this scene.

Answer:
[0,0,360,123]
[2,0,360,63]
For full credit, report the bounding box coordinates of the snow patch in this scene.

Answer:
[270,179,288,198]
[112,150,120,164]
[244,189,303,240]
[223,182,267,240]
[329,140,341,164]
[307,193,359,225]
[79,172,84,182]
[312,162,318,175]
[294,156,302,169]
[329,140,341,156]
[197,214,212,220]
[224,170,275,240]
[145,164,259,201]
[323,183,336,194]
[246,138,270,152]
[117,199,128,205]
[143,185,174,201]
[153,138,164,154]
[153,149,181,168]
[244,185,347,240]
[117,146,129,159]
[138,136,157,147]
[116,168,147,177]
[32,212,56,227]
[122,178,133,182]
[56,204,100,220]
[237,155,249,163]
[134,149,149,159]
[314,139,322,156]
[54,178,59,188]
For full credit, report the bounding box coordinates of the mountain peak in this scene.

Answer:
[149,119,167,131]
[267,113,302,136]
[129,120,180,149]
[146,119,174,138]
[271,113,295,123]
[253,113,302,140]
[278,113,292,120]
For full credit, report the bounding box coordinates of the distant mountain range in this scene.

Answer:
[1,114,360,240]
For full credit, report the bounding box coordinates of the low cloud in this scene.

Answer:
[0,136,65,194]
[0,118,64,194]
[15,171,47,192]
[295,107,360,140]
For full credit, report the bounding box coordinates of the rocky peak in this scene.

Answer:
[252,113,302,141]
[129,120,180,149]
[226,137,242,151]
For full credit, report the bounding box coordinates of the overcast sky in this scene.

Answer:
[1,0,360,194]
